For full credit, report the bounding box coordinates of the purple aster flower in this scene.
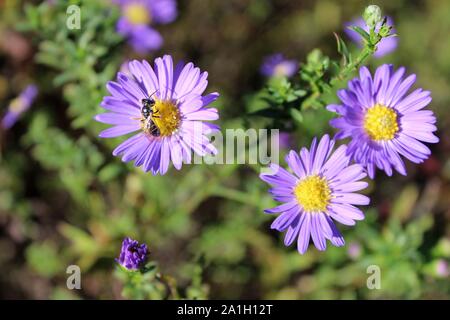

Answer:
[436,259,449,278]
[95,55,220,175]
[344,17,397,58]
[347,241,362,259]
[278,131,292,149]
[116,237,149,270]
[115,0,177,54]
[260,134,370,254]
[1,85,38,129]
[327,65,439,178]
[260,54,298,78]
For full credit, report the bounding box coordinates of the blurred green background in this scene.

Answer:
[0,0,449,299]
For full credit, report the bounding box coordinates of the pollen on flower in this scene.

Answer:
[150,99,181,137]
[274,63,290,77]
[124,3,151,25]
[9,97,27,113]
[364,104,399,141]
[294,175,331,212]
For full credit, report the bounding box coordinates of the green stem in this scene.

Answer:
[330,45,375,87]
[329,26,381,88]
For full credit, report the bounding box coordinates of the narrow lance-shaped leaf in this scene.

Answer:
[348,26,370,43]
[333,32,351,66]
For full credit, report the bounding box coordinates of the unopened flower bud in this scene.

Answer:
[363,5,382,29]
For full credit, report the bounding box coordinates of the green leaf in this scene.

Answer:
[99,164,122,183]
[333,32,351,65]
[290,108,303,124]
[26,242,64,277]
[348,26,370,43]
[294,89,307,97]
[247,108,282,118]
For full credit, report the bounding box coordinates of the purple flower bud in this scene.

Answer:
[260,54,298,78]
[116,237,149,270]
[436,259,449,278]
[278,131,292,149]
[347,242,362,259]
[2,85,38,129]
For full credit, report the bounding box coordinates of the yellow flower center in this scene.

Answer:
[364,104,399,141]
[274,63,289,77]
[124,3,151,25]
[294,175,331,212]
[149,99,181,137]
[9,97,26,113]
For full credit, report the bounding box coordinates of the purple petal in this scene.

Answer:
[332,193,370,206]
[184,108,219,121]
[311,134,330,173]
[330,203,365,221]
[311,214,327,251]
[264,201,298,214]
[99,124,140,138]
[286,150,306,178]
[297,213,311,254]
[95,113,137,125]
[112,133,145,156]
[271,205,300,231]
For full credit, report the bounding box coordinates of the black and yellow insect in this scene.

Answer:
[141,97,161,137]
